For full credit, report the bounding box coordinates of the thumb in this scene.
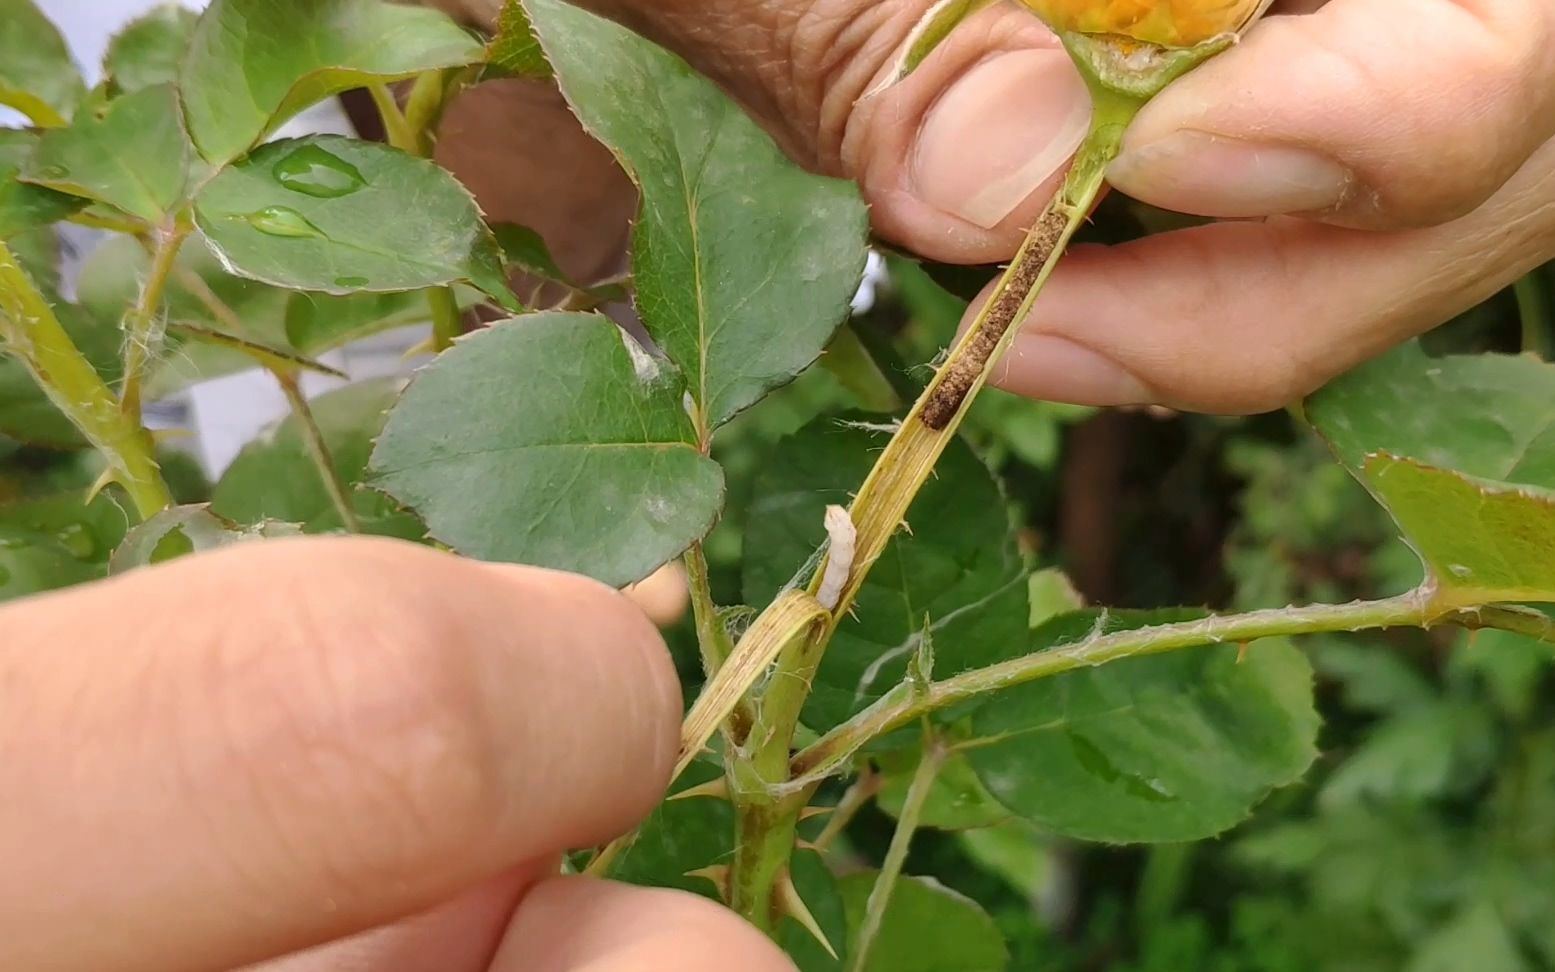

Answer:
[842,2,1094,262]
[1109,0,1555,229]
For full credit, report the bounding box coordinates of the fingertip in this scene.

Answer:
[499,877,796,972]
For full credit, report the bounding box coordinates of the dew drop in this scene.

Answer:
[272,144,366,199]
[334,275,369,288]
[240,206,325,239]
[55,522,97,560]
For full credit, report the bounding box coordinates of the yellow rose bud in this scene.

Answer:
[1018,0,1266,47]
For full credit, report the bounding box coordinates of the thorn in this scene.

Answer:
[84,467,117,504]
[794,837,820,851]
[402,334,437,360]
[776,870,838,959]
[798,805,832,821]
[684,865,731,903]
[668,777,730,802]
[149,426,194,442]
[1236,641,1250,664]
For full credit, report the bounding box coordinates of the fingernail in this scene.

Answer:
[1109,131,1352,217]
[911,49,1092,229]
[998,334,1154,406]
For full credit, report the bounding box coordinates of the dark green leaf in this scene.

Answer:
[370,312,725,587]
[194,136,514,307]
[1408,903,1528,972]
[1318,701,1495,809]
[0,524,103,601]
[0,0,85,125]
[283,289,432,354]
[0,129,84,238]
[838,873,1008,972]
[493,222,571,286]
[606,760,733,892]
[109,504,301,573]
[213,379,423,538]
[1307,344,1555,604]
[179,0,484,163]
[743,419,1027,730]
[876,750,1009,831]
[104,4,198,94]
[488,0,552,80]
[0,490,131,563]
[528,0,869,430]
[23,83,192,222]
[966,613,1320,843]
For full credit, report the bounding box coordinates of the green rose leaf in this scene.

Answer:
[838,873,1008,972]
[743,419,1028,730]
[0,491,133,564]
[179,0,484,164]
[370,312,725,587]
[0,129,84,239]
[965,611,1320,843]
[0,0,85,126]
[22,83,192,222]
[104,4,199,95]
[527,0,869,432]
[1306,344,1555,606]
[489,0,552,80]
[876,750,1010,832]
[109,504,302,573]
[0,524,103,602]
[213,378,423,539]
[283,290,436,355]
[194,136,515,307]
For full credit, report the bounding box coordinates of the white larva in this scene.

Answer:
[817,505,856,611]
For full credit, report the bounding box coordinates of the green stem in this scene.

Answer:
[428,285,462,352]
[0,240,171,519]
[846,735,943,972]
[367,84,418,154]
[685,542,734,674]
[789,591,1555,786]
[811,767,881,854]
[122,220,191,423]
[273,371,363,534]
[1515,271,1551,359]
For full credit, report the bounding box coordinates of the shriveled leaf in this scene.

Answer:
[876,750,1010,831]
[838,873,1008,972]
[489,0,551,79]
[213,379,423,538]
[104,4,199,94]
[0,303,122,448]
[0,129,84,238]
[0,0,85,126]
[180,0,484,163]
[743,419,1027,730]
[22,83,192,222]
[966,612,1320,843]
[528,0,869,430]
[1307,344,1555,605]
[109,504,301,573]
[0,524,103,601]
[194,136,515,307]
[370,312,725,587]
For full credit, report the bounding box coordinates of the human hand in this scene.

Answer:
[565,0,1555,413]
[0,538,793,972]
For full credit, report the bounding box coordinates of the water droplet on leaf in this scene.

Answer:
[273,144,366,199]
[240,206,325,239]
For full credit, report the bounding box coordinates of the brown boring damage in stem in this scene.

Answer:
[919,205,1070,429]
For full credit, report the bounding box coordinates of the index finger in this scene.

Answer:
[0,537,681,972]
